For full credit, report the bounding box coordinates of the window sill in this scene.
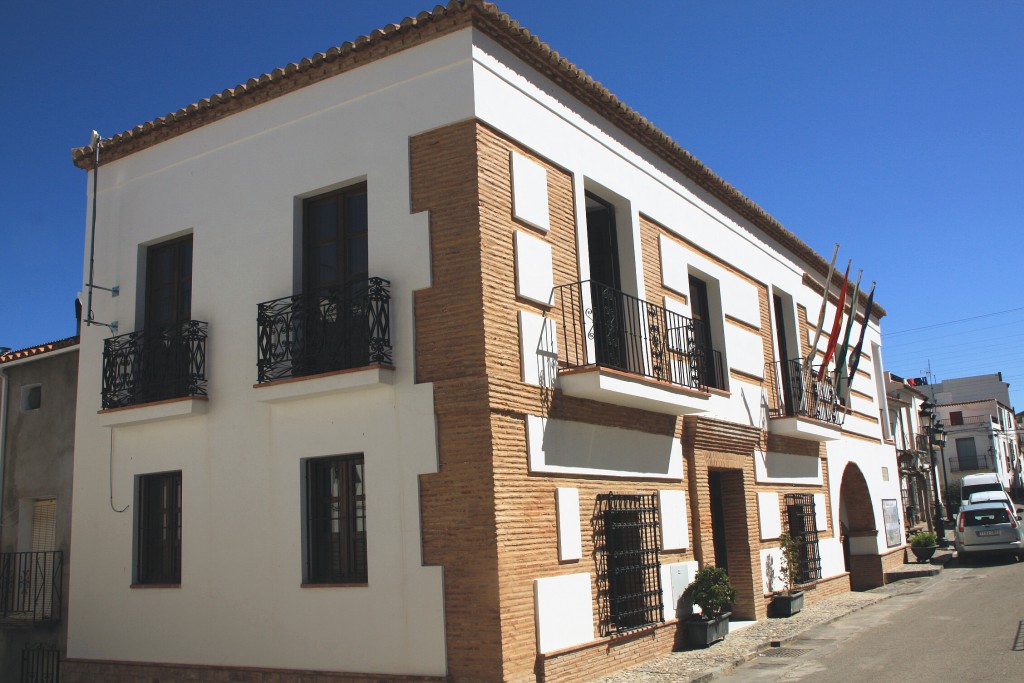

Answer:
[130,583,181,589]
[300,582,368,588]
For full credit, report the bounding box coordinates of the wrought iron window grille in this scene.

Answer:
[784,493,822,584]
[553,280,721,391]
[597,492,664,636]
[257,277,391,384]
[101,320,208,410]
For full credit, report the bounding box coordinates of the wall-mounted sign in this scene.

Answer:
[882,499,901,548]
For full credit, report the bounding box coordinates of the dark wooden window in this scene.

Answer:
[146,235,193,330]
[949,411,964,426]
[306,454,367,584]
[137,471,182,585]
[303,184,368,293]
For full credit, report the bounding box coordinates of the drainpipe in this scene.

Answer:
[0,364,8,546]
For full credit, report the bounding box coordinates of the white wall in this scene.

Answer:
[69,30,478,676]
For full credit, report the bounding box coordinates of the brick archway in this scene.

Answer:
[839,463,881,589]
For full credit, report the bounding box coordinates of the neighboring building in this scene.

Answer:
[65,2,904,681]
[922,374,1021,505]
[0,337,78,682]
[885,373,935,530]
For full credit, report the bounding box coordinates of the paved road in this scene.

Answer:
[724,554,1024,681]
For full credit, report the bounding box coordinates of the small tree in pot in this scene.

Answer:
[769,533,805,617]
[681,565,737,647]
[908,531,938,563]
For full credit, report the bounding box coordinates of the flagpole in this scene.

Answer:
[800,245,839,413]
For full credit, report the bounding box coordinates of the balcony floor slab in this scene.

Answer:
[558,366,711,416]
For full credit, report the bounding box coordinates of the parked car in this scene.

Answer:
[967,490,1016,515]
[959,473,1004,510]
[954,501,1024,561]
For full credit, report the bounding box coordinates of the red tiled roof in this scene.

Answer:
[69,0,884,318]
[0,336,79,364]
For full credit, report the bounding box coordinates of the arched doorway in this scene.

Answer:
[838,463,882,590]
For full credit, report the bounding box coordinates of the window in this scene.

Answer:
[20,384,41,411]
[145,235,193,330]
[689,275,724,389]
[955,437,979,470]
[305,454,367,584]
[304,184,368,292]
[136,471,182,585]
[598,493,663,635]
[949,411,964,426]
[784,493,822,584]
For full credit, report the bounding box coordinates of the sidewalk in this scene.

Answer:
[591,548,954,683]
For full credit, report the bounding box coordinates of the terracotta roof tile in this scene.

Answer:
[69,0,884,317]
[0,336,79,365]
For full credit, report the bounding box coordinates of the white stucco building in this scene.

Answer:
[65,3,905,681]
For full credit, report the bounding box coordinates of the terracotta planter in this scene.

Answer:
[910,545,937,563]
[683,612,730,647]
[770,590,804,618]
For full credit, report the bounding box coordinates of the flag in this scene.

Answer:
[846,282,876,384]
[817,262,850,381]
[832,270,862,395]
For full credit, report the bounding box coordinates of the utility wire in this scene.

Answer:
[885,306,1024,336]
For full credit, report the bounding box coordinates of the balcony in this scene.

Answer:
[0,551,63,626]
[767,358,844,442]
[949,455,995,473]
[551,281,719,415]
[102,321,208,410]
[256,278,392,394]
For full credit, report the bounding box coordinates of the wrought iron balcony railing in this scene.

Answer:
[102,320,208,410]
[552,280,720,392]
[257,277,392,384]
[0,551,62,624]
[771,358,844,426]
[949,455,994,472]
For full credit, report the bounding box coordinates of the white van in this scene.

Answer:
[960,473,1004,510]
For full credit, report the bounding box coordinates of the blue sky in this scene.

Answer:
[2,1,1022,408]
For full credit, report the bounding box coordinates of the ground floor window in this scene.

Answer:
[136,471,182,584]
[306,454,367,583]
[784,493,821,583]
[598,492,663,635]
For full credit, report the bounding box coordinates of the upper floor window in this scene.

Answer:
[146,235,193,330]
[20,384,41,412]
[304,184,367,292]
[305,454,367,584]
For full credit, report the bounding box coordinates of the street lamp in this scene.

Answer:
[919,402,947,544]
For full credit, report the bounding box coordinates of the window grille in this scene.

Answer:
[598,493,663,635]
[137,471,182,585]
[784,493,821,583]
[306,454,367,584]
[21,643,59,683]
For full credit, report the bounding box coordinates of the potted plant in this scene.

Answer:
[909,531,938,563]
[769,532,805,617]
[681,565,737,647]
